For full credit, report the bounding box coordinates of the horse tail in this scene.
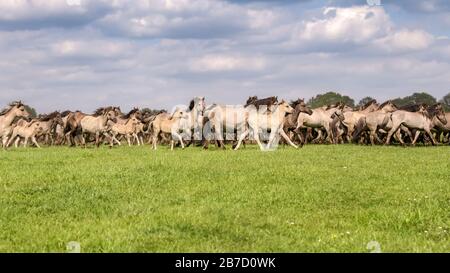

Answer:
[352,117,367,142]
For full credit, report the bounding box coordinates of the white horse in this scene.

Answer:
[234,100,297,151]
[202,104,248,149]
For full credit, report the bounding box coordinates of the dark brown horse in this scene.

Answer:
[245,96,278,110]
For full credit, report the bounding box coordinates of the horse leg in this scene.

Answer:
[23,137,29,148]
[253,129,265,151]
[385,124,401,145]
[152,131,159,150]
[14,137,20,148]
[6,134,16,148]
[266,130,277,150]
[31,136,41,149]
[173,132,185,149]
[134,134,140,146]
[2,135,9,148]
[425,128,438,145]
[233,130,249,151]
[394,130,405,146]
[312,129,322,144]
[411,130,421,146]
[126,135,131,146]
[279,129,298,149]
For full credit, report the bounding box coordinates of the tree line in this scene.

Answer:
[307,91,450,111]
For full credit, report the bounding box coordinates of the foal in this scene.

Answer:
[7,119,43,148]
[109,117,140,147]
[151,108,188,150]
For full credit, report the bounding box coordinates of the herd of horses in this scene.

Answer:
[0,96,449,151]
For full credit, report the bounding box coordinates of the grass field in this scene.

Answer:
[0,144,449,253]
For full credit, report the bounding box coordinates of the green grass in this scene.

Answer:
[0,144,449,253]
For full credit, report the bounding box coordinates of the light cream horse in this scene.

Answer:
[234,100,297,151]
[79,107,118,147]
[0,101,30,148]
[109,117,140,147]
[6,119,42,148]
[296,104,344,144]
[151,108,189,150]
[385,104,447,145]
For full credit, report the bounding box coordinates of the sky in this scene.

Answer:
[0,0,450,113]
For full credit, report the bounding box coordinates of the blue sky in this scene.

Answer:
[0,0,449,112]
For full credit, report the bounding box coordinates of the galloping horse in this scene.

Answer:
[296,103,345,144]
[182,97,205,144]
[151,108,189,150]
[385,103,447,145]
[342,100,379,142]
[36,111,64,145]
[234,100,297,151]
[6,119,42,148]
[283,99,313,146]
[109,117,140,147]
[352,101,398,145]
[79,107,118,147]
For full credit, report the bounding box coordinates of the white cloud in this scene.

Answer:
[190,55,266,72]
[296,6,391,44]
[374,29,434,51]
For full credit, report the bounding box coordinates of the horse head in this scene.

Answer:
[429,103,447,125]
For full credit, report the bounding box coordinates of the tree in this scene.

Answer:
[24,104,37,118]
[357,96,376,108]
[307,91,355,108]
[391,92,437,107]
[439,92,450,111]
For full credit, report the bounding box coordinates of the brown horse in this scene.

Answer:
[283,99,313,146]
[245,96,278,111]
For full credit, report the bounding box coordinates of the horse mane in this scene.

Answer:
[93,107,106,117]
[325,101,342,110]
[122,108,139,119]
[26,119,39,127]
[426,103,442,118]
[0,101,24,115]
[399,103,424,112]
[39,111,60,121]
[95,106,120,116]
[61,110,71,117]
[361,99,377,110]
[12,116,29,125]
[188,100,195,111]
[290,98,304,108]
[379,100,396,109]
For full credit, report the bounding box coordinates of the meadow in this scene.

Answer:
[0,145,449,253]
